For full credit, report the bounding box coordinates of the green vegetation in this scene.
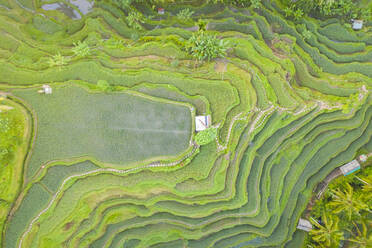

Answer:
[11,84,192,180]
[0,0,371,248]
[281,0,372,20]
[208,0,260,7]
[186,31,230,61]
[310,213,343,247]
[126,10,145,30]
[47,53,69,68]
[177,8,194,20]
[195,127,217,145]
[307,166,372,248]
[96,80,111,92]
[72,41,91,58]
[0,98,28,245]
[0,104,24,167]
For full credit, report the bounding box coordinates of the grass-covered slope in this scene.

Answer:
[0,0,371,247]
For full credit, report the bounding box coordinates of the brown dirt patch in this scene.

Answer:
[214,59,227,73]
[64,221,74,231]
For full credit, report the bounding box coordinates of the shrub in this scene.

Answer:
[97,80,111,92]
[186,31,230,61]
[131,32,140,41]
[126,10,145,30]
[0,107,24,166]
[48,53,69,67]
[284,6,304,21]
[207,0,259,7]
[197,19,208,32]
[177,8,194,20]
[103,37,125,49]
[195,127,217,146]
[302,29,312,40]
[281,0,371,20]
[72,41,91,58]
[251,0,261,9]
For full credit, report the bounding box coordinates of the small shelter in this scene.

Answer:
[340,159,360,176]
[195,115,211,132]
[352,20,363,30]
[38,85,52,94]
[158,8,164,15]
[297,218,312,232]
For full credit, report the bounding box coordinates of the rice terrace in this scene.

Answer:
[0,0,371,248]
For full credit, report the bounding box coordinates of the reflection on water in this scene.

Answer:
[41,0,94,19]
[41,3,81,19]
[69,0,94,14]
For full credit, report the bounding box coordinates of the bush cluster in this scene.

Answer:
[308,166,372,247]
[0,107,24,166]
[195,127,217,145]
[282,0,371,21]
[186,31,230,61]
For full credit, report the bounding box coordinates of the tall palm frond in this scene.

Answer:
[310,213,343,247]
[329,183,368,220]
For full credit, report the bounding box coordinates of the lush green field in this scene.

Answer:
[11,84,193,180]
[0,98,29,246]
[0,0,371,248]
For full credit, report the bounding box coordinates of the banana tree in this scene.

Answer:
[72,41,91,58]
[328,183,369,220]
[310,213,343,247]
[348,220,372,248]
[48,53,69,68]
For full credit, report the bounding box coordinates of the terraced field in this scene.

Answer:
[0,0,371,247]
[12,84,193,180]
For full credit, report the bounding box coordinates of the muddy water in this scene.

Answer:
[69,0,94,14]
[41,0,94,19]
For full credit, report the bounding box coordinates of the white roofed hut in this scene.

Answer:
[38,85,52,94]
[340,159,360,176]
[352,20,363,30]
[195,115,211,132]
[158,8,164,15]
[297,218,313,232]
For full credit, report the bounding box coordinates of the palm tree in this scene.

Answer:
[328,183,368,220]
[355,175,372,207]
[48,53,69,68]
[355,175,371,193]
[72,41,91,58]
[348,220,372,248]
[310,213,343,247]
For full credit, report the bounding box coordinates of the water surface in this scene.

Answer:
[41,0,94,19]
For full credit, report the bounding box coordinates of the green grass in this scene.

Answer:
[5,183,51,248]
[40,161,100,193]
[0,97,29,245]
[12,84,192,180]
[16,0,34,10]
[1,1,372,248]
